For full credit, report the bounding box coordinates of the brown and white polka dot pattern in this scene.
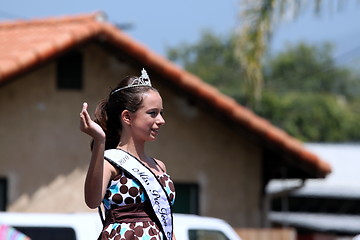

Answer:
[100,169,176,239]
[101,221,162,240]
[158,174,175,205]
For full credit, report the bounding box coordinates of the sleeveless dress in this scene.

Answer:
[99,160,176,240]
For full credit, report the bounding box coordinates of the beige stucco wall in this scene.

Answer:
[150,90,262,226]
[0,44,262,227]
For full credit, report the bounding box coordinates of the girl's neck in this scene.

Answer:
[117,139,163,175]
[117,140,147,162]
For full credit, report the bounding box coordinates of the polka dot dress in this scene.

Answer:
[100,166,176,240]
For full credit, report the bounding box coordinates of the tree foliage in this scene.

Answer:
[260,91,360,141]
[236,0,351,106]
[167,32,360,142]
[167,32,248,102]
[264,42,360,99]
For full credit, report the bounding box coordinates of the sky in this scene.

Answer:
[1,0,360,65]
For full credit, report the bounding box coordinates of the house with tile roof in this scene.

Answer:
[0,12,331,228]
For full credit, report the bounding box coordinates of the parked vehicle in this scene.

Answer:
[0,212,242,240]
[0,212,99,240]
[173,213,242,240]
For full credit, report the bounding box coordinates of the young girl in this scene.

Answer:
[80,69,175,240]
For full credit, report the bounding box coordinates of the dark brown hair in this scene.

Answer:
[92,76,157,150]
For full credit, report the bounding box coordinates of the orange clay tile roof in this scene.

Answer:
[0,12,331,178]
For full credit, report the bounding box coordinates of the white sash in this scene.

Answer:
[104,149,173,240]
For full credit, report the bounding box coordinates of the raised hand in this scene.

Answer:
[80,102,105,141]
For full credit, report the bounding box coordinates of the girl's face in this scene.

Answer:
[129,90,165,142]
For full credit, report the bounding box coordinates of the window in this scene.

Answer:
[173,183,199,214]
[56,51,83,90]
[0,177,7,211]
[189,229,230,240]
[14,227,76,240]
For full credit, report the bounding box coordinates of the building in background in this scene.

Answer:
[0,12,331,228]
[268,143,360,239]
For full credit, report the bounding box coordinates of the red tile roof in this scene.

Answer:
[0,12,331,178]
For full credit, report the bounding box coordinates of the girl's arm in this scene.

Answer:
[80,102,115,209]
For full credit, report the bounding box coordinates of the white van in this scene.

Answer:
[0,212,242,240]
[173,213,242,240]
[0,212,100,240]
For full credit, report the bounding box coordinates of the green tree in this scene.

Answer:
[236,0,353,106]
[167,32,360,142]
[259,42,360,141]
[264,42,360,99]
[259,91,360,142]
[167,32,248,103]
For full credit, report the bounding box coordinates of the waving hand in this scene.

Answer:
[80,102,105,141]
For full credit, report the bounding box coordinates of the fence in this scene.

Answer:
[235,228,296,240]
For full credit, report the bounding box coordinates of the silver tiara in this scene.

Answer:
[111,68,152,94]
